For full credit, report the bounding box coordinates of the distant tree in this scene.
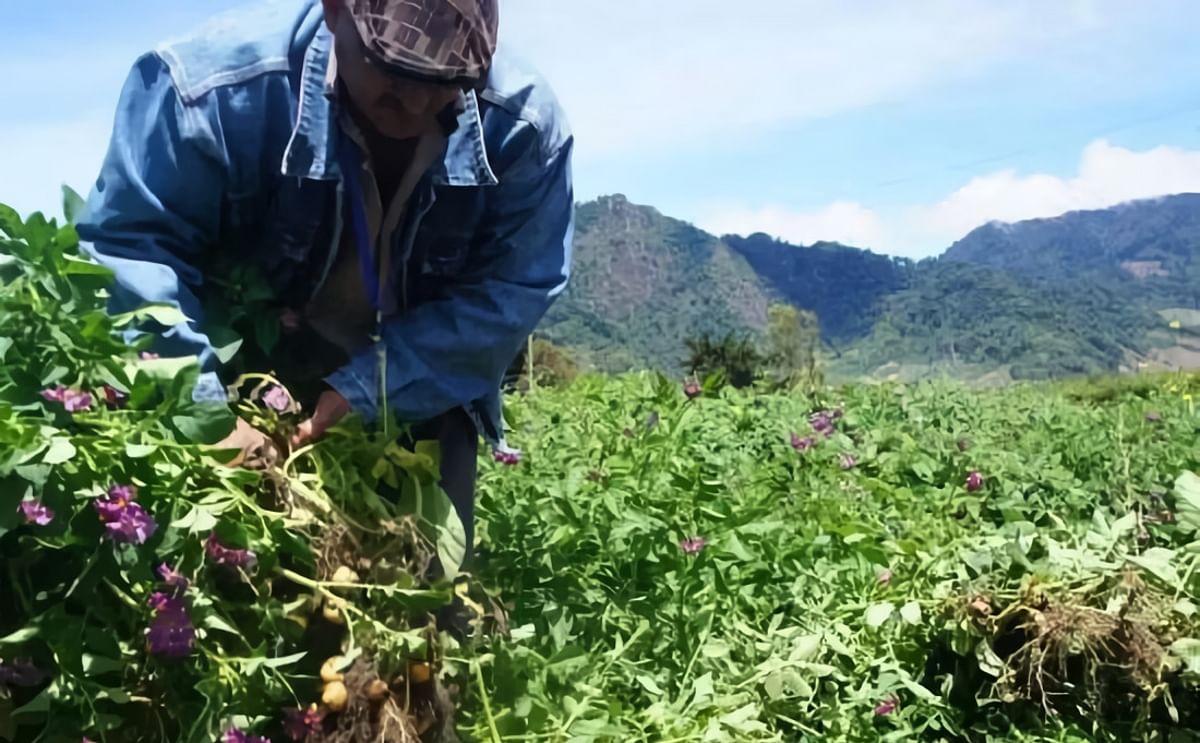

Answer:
[504,337,580,392]
[761,303,823,390]
[683,331,763,388]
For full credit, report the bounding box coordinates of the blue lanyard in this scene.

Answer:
[338,136,393,428]
[337,139,384,313]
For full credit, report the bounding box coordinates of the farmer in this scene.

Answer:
[75,0,575,570]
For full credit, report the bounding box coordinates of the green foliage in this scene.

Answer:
[5,193,1200,743]
[839,261,1164,380]
[724,233,914,341]
[0,202,462,742]
[467,370,1200,742]
[943,194,1200,296]
[539,196,771,373]
[761,303,823,391]
[539,196,1198,383]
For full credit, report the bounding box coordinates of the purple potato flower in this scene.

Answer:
[810,413,834,436]
[493,450,521,466]
[679,536,707,555]
[139,351,160,360]
[41,385,93,412]
[94,484,137,521]
[63,390,93,412]
[94,484,156,545]
[157,563,189,592]
[283,705,325,740]
[0,658,48,689]
[103,503,157,544]
[840,454,858,470]
[683,379,702,399]
[206,532,257,570]
[965,471,985,492]
[790,433,816,452]
[40,386,67,403]
[18,499,54,526]
[262,385,291,413]
[145,592,194,658]
[875,697,899,716]
[809,409,843,438]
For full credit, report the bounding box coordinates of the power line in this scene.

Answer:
[864,101,1200,191]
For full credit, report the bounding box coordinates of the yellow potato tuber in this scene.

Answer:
[408,661,432,684]
[322,680,349,712]
[320,656,345,683]
[366,679,389,702]
[331,565,359,585]
[322,597,345,625]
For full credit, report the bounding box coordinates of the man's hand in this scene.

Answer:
[292,389,352,448]
[215,417,282,469]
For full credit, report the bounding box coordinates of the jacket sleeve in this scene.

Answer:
[325,128,575,424]
[75,52,230,402]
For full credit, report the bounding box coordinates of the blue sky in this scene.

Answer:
[2,0,1198,258]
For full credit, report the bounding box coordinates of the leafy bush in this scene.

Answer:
[760,303,823,392]
[683,331,763,389]
[503,338,579,393]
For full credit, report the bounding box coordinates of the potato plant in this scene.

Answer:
[3,194,1200,743]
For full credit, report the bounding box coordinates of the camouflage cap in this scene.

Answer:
[346,0,499,88]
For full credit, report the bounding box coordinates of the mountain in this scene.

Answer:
[943,193,1200,308]
[536,193,1200,381]
[537,195,772,372]
[833,260,1164,382]
[722,233,913,342]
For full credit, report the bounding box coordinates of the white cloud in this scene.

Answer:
[689,139,1200,259]
[912,139,1200,238]
[500,0,1116,161]
[698,201,885,249]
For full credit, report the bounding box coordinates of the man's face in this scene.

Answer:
[327,4,464,140]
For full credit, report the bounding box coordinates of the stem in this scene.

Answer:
[1175,553,1199,602]
[65,545,104,601]
[7,561,33,616]
[104,578,140,610]
[278,568,440,598]
[473,658,502,743]
[528,333,536,394]
[282,451,385,536]
[679,611,713,694]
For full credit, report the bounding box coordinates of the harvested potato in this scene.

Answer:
[322,680,349,712]
[408,661,432,684]
[366,678,389,702]
[322,597,345,625]
[320,656,345,683]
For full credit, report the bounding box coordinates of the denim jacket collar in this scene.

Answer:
[280,23,498,188]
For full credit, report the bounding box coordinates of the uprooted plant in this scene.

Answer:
[0,194,486,742]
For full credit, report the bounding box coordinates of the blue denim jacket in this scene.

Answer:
[75,0,574,450]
